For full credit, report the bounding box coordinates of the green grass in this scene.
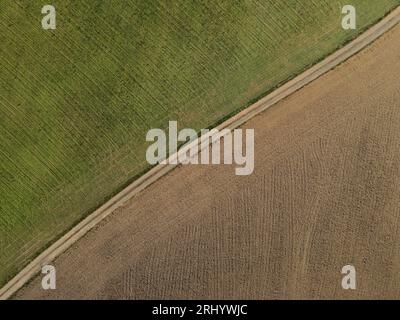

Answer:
[0,0,398,286]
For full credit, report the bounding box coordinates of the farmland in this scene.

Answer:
[16,22,400,299]
[0,0,399,287]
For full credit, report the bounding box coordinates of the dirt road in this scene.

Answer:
[15,22,400,299]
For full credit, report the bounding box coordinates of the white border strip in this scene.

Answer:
[1,6,400,300]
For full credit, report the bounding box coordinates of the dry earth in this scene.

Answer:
[16,23,400,300]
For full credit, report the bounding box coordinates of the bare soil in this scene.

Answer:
[16,24,400,300]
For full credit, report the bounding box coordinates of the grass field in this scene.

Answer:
[0,0,398,286]
[16,22,400,299]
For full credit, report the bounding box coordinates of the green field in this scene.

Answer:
[0,0,398,286]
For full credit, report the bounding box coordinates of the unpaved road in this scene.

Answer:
[16,23,400,299]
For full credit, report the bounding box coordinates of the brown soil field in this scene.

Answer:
[16,23,400,300]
